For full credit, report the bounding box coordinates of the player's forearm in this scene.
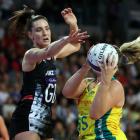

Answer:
[0,117,9,140]
[69,23,81,51]
[2,127,9,140]
[69,23,81,52]
[44,36,69,58]
[0,130,9,140]
[3,133,9,140]
[26,37,69,62]
[63,64,89,98]
[69,23,78,33]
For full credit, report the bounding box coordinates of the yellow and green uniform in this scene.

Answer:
[77,78,127,140]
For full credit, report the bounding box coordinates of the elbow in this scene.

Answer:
[90,114,100,120]
[62,88,72,99]
[89,110,101,120]
[62,89,67,97]
[44,51,53,58]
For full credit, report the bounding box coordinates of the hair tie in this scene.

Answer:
[23,5,35,15]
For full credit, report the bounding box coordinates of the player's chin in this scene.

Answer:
[44,42,50,46]
[40,42,50,48]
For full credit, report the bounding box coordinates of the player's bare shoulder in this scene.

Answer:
[112,79,124,91]
[22,48,39,72]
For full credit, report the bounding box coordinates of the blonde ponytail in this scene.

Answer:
[119,36,140,64]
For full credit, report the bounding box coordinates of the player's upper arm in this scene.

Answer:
[24,48,47,64]
[90,80,125,120]
[22,48,47,72]
[62,79,87,99]
[74,79,87,99]
[110,80,125,107]
[97,80,125,109]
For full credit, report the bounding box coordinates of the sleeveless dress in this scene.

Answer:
[77,78,127,140]
[10,58,57,139]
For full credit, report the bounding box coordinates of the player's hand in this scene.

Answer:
[61,8,77,26]
[98,53,118,85]
[67,29,89,44]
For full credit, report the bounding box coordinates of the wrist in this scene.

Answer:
[82,63,91,72]
[62,36,69,43]
[100,81,111,90]
[70,23,78,30]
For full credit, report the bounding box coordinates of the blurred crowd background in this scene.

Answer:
[0,0,140,140]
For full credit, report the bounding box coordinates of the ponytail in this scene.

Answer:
[9,5,35,37]
[119,37,140,64]
[9,5,48,37]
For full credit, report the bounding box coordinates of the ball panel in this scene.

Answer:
[87,59,101,72]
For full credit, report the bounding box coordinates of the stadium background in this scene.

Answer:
[0,0,140,139]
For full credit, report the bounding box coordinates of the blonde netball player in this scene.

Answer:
[63,38,140,140]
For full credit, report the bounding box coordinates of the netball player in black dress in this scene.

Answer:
[9,6,89,140]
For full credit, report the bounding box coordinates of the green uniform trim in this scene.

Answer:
[95,110,116,140]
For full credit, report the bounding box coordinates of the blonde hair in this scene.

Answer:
[119,36,140,64]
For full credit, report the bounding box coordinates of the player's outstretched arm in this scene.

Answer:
[23,30,89,71]
[55,8,89,58]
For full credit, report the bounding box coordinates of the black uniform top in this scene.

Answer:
[20,58,57,106]
[10,58,56,139]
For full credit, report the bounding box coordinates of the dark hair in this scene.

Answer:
[9,5,48,37]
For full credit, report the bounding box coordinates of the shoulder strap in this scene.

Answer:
[85,78,96,90]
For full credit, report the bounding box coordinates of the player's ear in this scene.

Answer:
[28,31,33,40]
